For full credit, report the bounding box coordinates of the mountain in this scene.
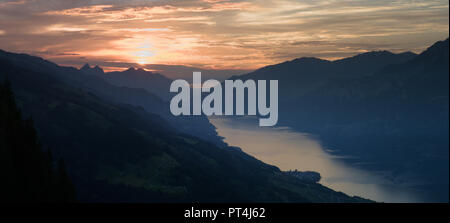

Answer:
[231,39,449,202]
[291,38,448,139]
[231,50,417,101]
[81,65,173,101]
[80,64,104,76]
[0,50,224,146]
[333,51,417,77]
[0,49,369,202]
[143,64,250,82]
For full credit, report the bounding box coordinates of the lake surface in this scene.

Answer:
[210,116,423,202]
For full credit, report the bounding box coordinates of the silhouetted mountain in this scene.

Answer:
[234,50,416,81]
[80,63,104,76]
[143,64,250,82]
[334,51,417,77]
[0,50,224,146]
[231,39,449,202]
[102,67,172,101]
[81,64,172,99]
[0,49,369,202]
[231,50,417,102]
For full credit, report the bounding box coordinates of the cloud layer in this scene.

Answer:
[0,0,448,70]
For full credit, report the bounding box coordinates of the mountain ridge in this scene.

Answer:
[229,38,449,202]
[0,50,225,146]
[0,49,370,203]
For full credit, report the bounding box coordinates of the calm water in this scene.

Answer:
[210,117,423,202]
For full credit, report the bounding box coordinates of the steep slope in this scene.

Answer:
[0,51,369,202]
[81,65,173,101]
[231,50,417,103]
[231,39,449,202]
[0,50,224,146]
[333,51,417,77]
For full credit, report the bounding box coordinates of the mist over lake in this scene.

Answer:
[210,116,425,202]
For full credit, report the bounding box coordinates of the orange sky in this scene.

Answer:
[0,0,448,71]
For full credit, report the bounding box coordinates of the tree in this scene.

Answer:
[0,80,76,202]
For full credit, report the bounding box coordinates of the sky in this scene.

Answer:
[0,0,448,71]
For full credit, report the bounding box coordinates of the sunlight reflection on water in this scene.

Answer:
[210,116,422,202]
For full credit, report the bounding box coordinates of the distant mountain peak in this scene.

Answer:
[80,63,104,75]
[123,67,156,75]
[423,38,449,54]
[334,50,417,69]
[291,57,329,63]
[81,63,91,70]
[410,37,449,64]
[342,50,417,61]
[93,65,104,73]
[355,50,395,57]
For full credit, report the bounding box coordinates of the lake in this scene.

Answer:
[210,116,423,202]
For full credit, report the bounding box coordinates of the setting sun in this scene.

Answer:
[137,59,148,65]
[0,0,447,71]
[0,0,448,208]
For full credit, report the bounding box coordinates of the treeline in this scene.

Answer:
[0,80,76,202]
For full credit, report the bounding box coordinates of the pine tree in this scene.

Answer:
[0,80,76,202]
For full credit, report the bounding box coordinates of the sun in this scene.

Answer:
[137,59,148,65]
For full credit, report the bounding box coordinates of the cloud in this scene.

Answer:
[0,0,448,70]
[0,0,27,8]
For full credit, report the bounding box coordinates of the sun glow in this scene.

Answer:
[137,59,148,65]
[0,0,447,70]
